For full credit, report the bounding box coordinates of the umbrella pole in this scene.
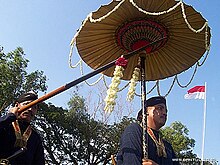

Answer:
[139,51,148,159]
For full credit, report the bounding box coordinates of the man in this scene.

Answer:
[117,96,179,165]
[0,91,45,165]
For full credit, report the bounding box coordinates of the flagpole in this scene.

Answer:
[201,82,207,165]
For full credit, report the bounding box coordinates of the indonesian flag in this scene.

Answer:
[184,86,205,99]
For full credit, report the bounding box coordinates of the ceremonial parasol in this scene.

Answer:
[73,0,211,81]
[70,0,211,160]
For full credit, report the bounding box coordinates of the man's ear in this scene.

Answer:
[145,107,149,115]
[14,102,19,107]
[15,102,21,108]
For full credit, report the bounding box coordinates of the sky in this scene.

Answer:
[0,0,219,163]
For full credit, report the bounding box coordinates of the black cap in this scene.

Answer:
[16,91,38,103]
[145,96,166,107]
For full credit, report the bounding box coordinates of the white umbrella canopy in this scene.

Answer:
[75,0,211,81]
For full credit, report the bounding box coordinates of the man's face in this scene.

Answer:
[17,100,38,123]
[147,103,167,129]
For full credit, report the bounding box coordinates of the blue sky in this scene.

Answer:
[1,0,219,163]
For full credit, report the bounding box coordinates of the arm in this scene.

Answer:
[118,123,143,165]
[117,123,160,165]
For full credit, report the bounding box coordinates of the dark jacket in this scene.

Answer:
[0,113,45,165]
[117,123,180,165]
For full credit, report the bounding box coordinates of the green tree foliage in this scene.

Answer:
[35,92,126,165]
[160,122,217,165]
[0,47,47,111]
[160,121,197,158]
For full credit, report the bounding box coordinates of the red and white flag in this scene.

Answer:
[184,86,205,99]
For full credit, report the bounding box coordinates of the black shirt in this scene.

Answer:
[117,123,180,165]
[0,113,45,165]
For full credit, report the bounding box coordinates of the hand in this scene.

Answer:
[9,106,19,118]
[142,158,159,165]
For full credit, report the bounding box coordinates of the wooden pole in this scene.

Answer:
[18,37,166,112]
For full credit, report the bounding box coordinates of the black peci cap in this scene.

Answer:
[16,91,38,103]
[145,96,166,107]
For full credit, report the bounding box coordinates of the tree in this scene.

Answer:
[160,121,200,165]
[0,47,47,111]
[161,122,217,165]
[161,121,196,158]
[34,91,135,165]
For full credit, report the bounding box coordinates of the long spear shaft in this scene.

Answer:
[18,37,166,112]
